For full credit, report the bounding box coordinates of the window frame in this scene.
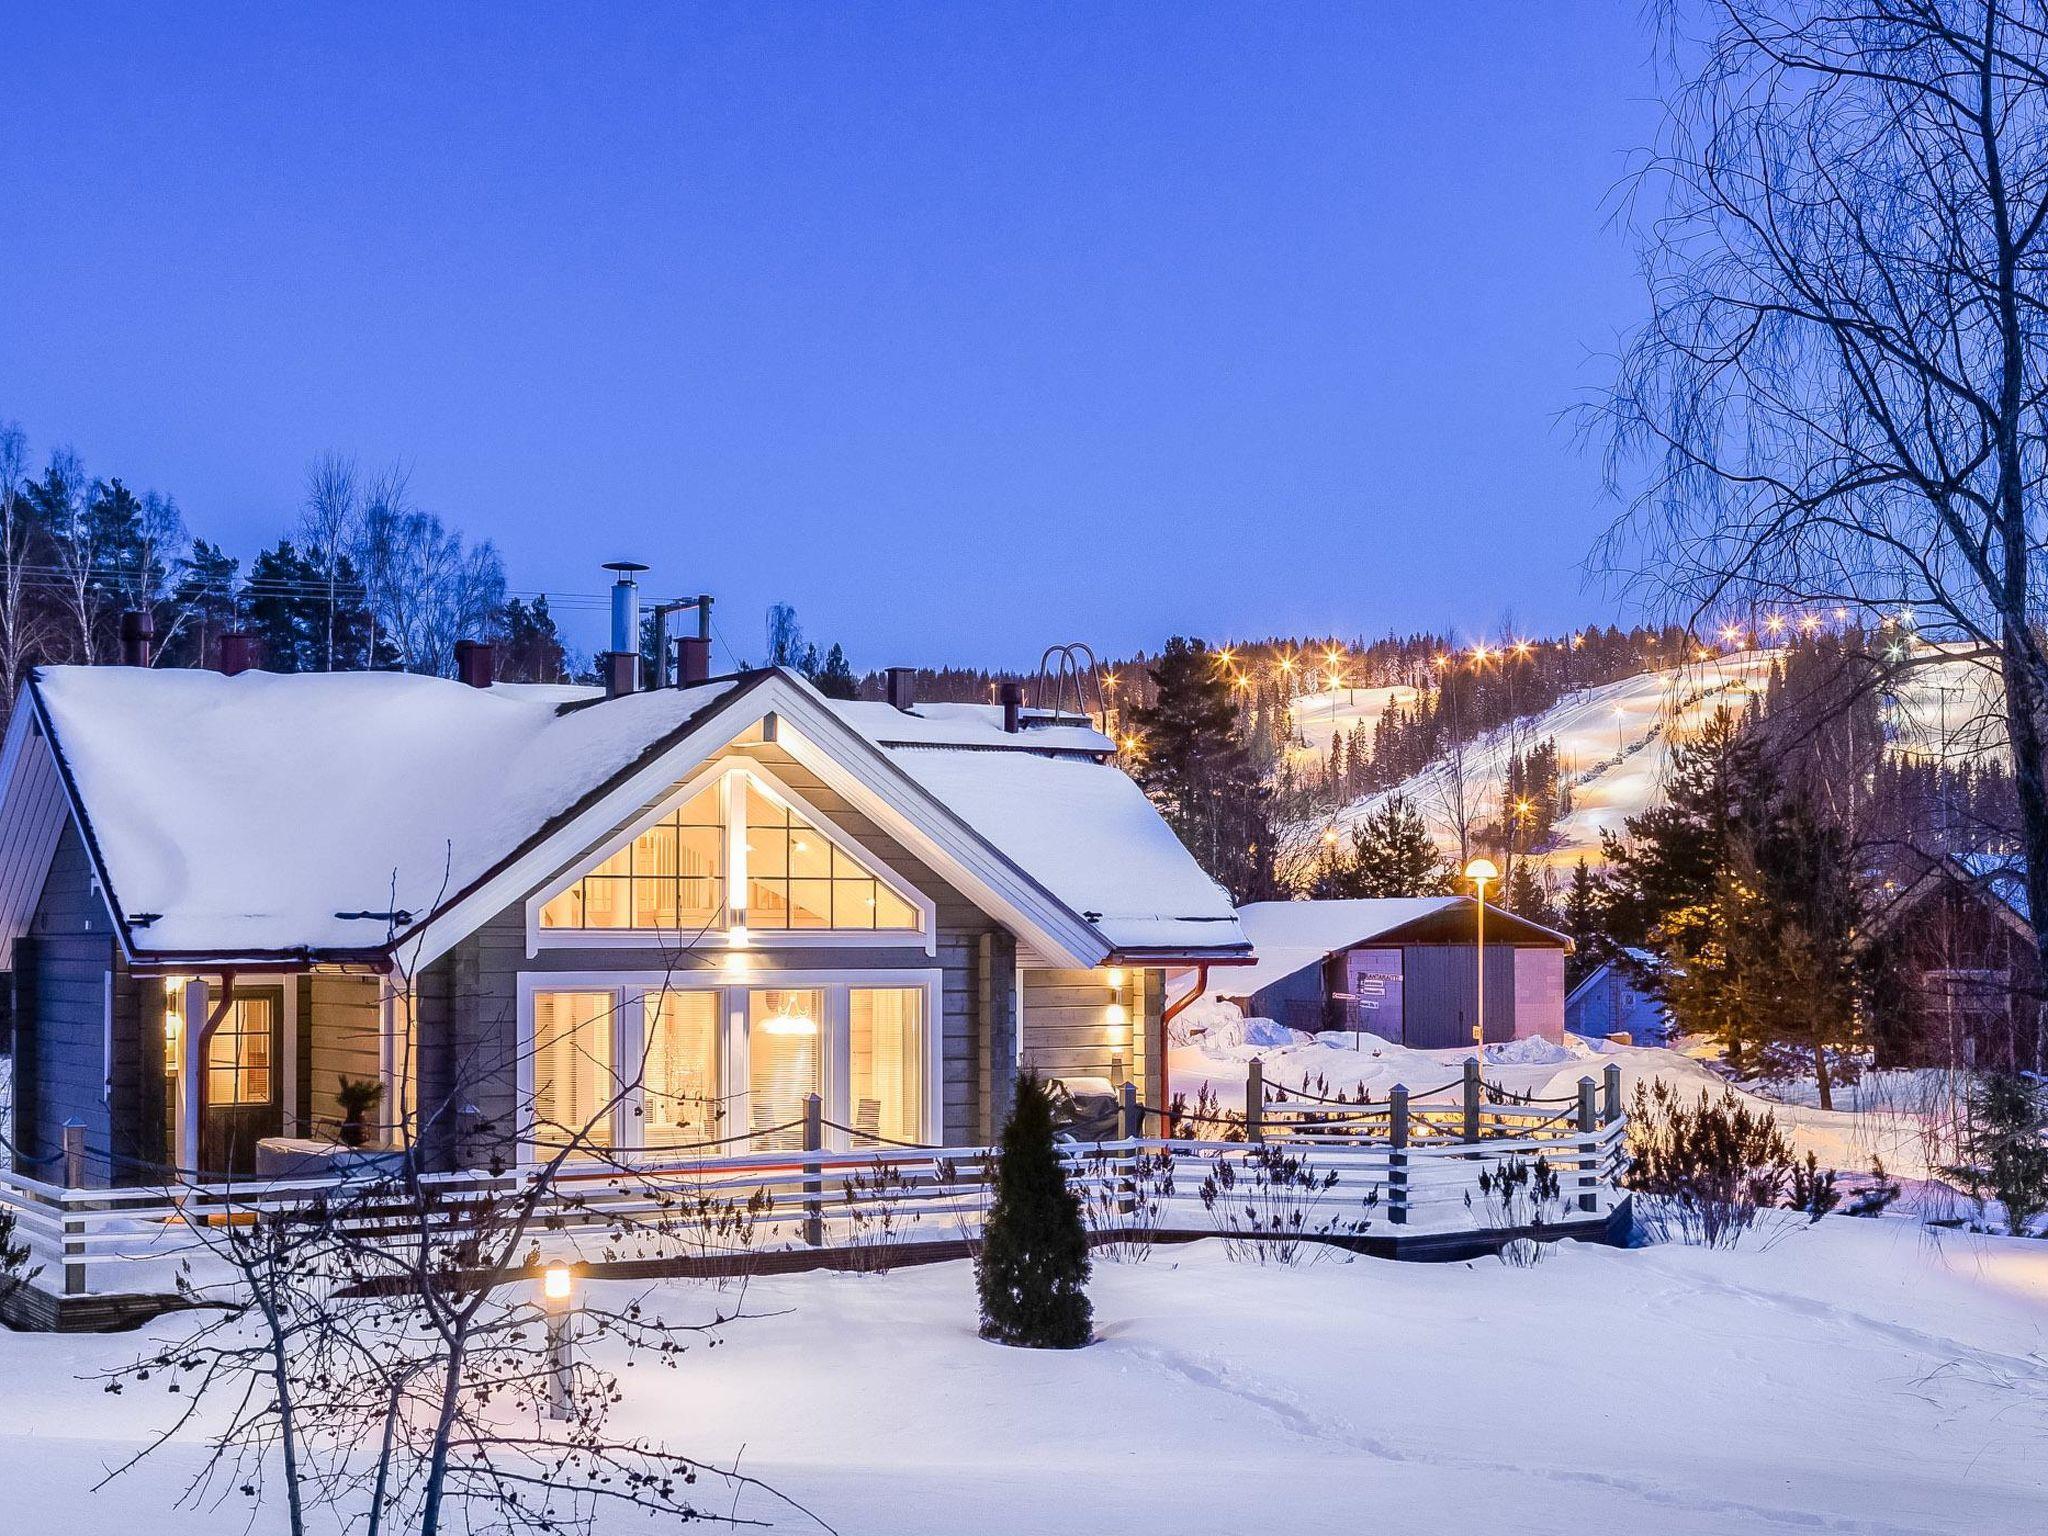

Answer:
[515,968,944,1165]
[526,759,936,956]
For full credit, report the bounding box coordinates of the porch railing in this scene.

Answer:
[0,1062,1630,1306]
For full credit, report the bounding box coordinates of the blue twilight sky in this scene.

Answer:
[0,3,1664,669]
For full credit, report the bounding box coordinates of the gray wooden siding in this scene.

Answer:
[15,818,161,1183]
[415,743,1019,1168]
[305,974,383,1137]
[0,721,71,970]
[1020,966,1163,1097]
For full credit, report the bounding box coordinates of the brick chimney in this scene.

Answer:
[454,639,495,689]
[219,633,261,676]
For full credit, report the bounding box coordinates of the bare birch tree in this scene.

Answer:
[301,452,360,671]
[1602,0,2048,1065]
[0,423,45,712]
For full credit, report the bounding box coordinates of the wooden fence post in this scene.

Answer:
[1388,1085,1409,1225]
[1119,1081,1142,1219]
[60,1118,86,1297]
[1576,1077,1598,1213]
[1602,1062,1622,1125]
[1462,1058,1481,1143]
[1246,1059,1264,1143]
[802,1093,824,1247]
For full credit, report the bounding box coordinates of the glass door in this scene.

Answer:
[531,990,618,1152]
[640,989,722,1150]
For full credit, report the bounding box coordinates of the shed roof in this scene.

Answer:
[1223,897,1568,997]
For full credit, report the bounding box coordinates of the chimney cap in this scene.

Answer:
[601,560,649,576]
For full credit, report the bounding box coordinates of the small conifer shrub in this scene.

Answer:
[977,1073,1093,1347]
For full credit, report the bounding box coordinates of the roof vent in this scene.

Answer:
[454,639,495,689]
[999,680,1024,733]
[887,667,916,712]
[219,632,262,676]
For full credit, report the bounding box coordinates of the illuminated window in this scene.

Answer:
[205,995,275,1107]
[537,768,922,938]
[539,783,724,931]
[743,783,919,931]
[532,990,617,1150]
[849,988,924,1145]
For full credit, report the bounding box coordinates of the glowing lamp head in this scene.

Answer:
[1104,967,1126,990]
[543,1264,574,1302]
[1106,1002,1129,1027]
[1464,857,1499,888]
[762,1006,818,1037]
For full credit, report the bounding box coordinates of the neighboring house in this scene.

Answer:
[1868,851,2042,1073]
[1218,898,1569,1048]
[1565,956,1669,1045]
[0,643,1247,1185]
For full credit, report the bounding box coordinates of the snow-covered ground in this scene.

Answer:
[3,1219,2044,1534]
[1294,644,2008,870]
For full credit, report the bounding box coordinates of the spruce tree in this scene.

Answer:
[1559,860,1606,988]
[812,642,858,699]
[1945,1072,2048,1236]
[1306,795,1452,898]
[976,1072,1092,1348]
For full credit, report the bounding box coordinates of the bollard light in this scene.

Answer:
[541,1263,577,1421]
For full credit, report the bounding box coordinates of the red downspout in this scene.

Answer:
[1158,962,1211,1136]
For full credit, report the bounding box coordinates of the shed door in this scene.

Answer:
[200,988,284,1177]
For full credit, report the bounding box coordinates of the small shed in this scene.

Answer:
[1221,898,1569,1048]
[1565,956,1670,1045]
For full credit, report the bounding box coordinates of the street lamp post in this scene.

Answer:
[542,1262,577,1421]
[1464,858,1498,1061]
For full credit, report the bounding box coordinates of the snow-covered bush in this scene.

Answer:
[1473,1154,1563,1265]
[1197,1144,1374,1264]
[1079,1143,1176,1262]
[1623,1080,1797,1247]
[839,1160,914,1273]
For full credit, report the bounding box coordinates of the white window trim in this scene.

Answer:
[524,759,937,957]
[514,966,944,1166]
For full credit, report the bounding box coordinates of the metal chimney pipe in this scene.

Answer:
[601,561,647,698]
[886,667,916,712]
[454,639,495,689]
[1000,680,1024,733]
[119,610,154,668]
[219,632,261,677]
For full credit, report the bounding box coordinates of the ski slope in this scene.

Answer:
[1295,645,2007,870]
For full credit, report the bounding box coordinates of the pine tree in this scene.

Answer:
[240,538,324,672]
[1130,636,1278,902]
[159,539,240,669]
[498,595,567,682]
[812,642,858,699]
[976,1073,1093,1348]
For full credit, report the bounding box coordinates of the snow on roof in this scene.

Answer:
[25,665,1239,961]
[884,746,1243,955]
[1222,899,1463,996]
[31,666,738,955]
[830,700,1114,755]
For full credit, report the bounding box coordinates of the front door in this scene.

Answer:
[200,988,284,1177]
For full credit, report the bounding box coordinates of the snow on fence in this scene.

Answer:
[0,1063,1629,1308]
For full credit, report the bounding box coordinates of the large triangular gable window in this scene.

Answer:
[535,765,928,943]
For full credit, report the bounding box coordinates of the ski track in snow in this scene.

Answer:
[1110,1303,2029,1536]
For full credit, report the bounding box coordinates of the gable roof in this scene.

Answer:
[2,664,1247,970]
[1223,896,1569,997]
[1869,849,2034,941]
